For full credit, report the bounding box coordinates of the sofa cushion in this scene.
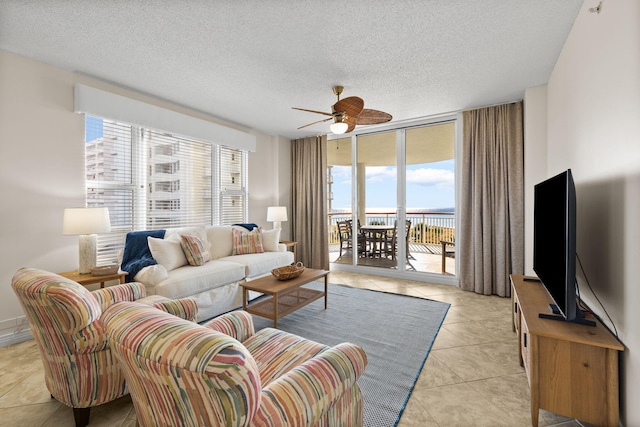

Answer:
[205,226,234,260]
[232,228,264,255]
[218,250,294,279]
[134,264,169,285]
[148,235,188,271]
[164,226,207,241]
[180,234,211,266]
[145,260,246,300]
[261,228,281,252]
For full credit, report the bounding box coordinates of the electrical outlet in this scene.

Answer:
[14,316,29,334]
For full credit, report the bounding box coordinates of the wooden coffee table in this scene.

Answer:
[241,268,329,327]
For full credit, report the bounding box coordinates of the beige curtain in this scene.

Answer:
[291,135,329,270]
[459,102,524,297]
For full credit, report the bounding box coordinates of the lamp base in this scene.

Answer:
[78,234,97,274]
[273,221,281,230]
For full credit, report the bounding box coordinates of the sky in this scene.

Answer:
[86,116,104,142]
[330,159,455,211]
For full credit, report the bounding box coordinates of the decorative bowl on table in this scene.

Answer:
[271,262,305,281]
[90,264,119,276]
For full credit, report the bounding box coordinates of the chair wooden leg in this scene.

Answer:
[73,407,91,427]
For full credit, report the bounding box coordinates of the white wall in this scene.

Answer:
[0,50,290,342]
[523,85,548,275]
[248,133,292,240]
[538,1,640,424]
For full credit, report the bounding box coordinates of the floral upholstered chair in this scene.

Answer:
[11,267,198,427]
[104,301,368,427]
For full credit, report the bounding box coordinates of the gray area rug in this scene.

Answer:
[250,282,450,427]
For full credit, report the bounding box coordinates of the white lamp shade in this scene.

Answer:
[266,206,288,222]
[62,208,111,235]
[330,122,349,134]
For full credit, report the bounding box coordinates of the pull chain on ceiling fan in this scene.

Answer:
[292,86,392,134]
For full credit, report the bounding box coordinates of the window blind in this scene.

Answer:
[214,146,247,225]
[84,115,247,265]
[144,129,213,229]
[85,118,136,265]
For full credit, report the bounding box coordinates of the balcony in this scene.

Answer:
[328,211,456,275]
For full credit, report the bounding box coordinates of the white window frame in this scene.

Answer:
[84,115,249,265]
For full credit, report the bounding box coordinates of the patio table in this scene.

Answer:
[360,224,395,258]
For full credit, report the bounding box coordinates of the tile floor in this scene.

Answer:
[0,271,590,426]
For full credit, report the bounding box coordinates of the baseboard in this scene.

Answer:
[0,329,33,348]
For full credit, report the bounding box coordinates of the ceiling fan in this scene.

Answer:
[293,86,392,134]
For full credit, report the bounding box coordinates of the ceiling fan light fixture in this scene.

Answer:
[330,121,349,134]
[330,114,349,134]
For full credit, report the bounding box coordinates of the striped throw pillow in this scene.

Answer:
[232,227,264,255]
[180,234,211,266]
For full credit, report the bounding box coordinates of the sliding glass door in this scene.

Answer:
[355,131,397,269]
[328,118,456,279]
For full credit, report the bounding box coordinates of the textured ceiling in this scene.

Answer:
[0,0,583,139]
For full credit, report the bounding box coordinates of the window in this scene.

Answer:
[215,146,248,225]
[85,116,248,264]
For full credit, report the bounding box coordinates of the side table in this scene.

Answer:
[280,240,297,263]
[58,270,128,289]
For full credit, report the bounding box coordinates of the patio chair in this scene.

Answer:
[338,219,366,257]
[11,267,197,427]
[104,302,368,427]
[441,240,455,273]
[383,220,412,261]
[337,220,352,257]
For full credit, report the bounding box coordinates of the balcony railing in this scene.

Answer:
[328,211,455,247]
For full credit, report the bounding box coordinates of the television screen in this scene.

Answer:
[533,169,577,321]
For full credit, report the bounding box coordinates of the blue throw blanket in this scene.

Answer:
[120,230,165,282]
[232,223,259,231]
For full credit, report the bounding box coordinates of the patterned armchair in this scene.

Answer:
[104,302,368,427]
[11,267,198,427]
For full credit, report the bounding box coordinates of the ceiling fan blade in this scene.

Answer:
[292,107,334,117]
[333,96,365,118]
[297,117,332,130]
[345,123,356,133]
[354,109,392,125]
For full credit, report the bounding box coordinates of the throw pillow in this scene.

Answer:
[134,264,169,286]
[232,227,264,255]
[206,226,234,259]
[147,235,189,271]
[180,233,211,266]
[261,228,281,252]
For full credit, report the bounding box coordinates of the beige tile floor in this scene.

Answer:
[0,271,590,426]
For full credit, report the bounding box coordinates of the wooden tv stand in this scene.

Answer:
[510,275,623,427]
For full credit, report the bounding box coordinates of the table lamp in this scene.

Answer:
[63,207,111,274]
[266,206,287,230]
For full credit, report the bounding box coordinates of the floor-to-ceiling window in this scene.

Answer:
[328,117,456,282]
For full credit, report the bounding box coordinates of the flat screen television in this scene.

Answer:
[533,169,594,326]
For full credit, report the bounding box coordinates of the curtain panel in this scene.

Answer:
[459,102,524,297]
[291,136,329,270]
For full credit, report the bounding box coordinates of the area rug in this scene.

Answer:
[250,282,450,427]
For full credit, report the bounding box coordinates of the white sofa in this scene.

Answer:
[123,225,294,321]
